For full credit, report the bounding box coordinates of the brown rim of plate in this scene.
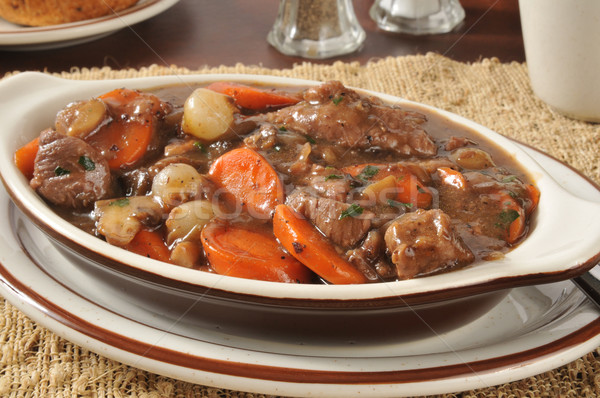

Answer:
[1,140,600,386]
[0,246,599,385]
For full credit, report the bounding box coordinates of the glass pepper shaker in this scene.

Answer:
[369,0,465,35]
[267,0,366,59]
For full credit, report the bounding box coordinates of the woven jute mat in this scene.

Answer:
[2,53,600,397]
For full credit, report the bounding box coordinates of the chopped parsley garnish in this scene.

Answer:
[78,155,95,171]
[304,135,316,144]
[332,96,344,105]
[502,175,518,183]
[324,174,343,181]
[279,126,287,132]
[498,209,520,224]
[356,165,379,181]
[339,203,364,220]
[109,198,130,207]
[54,166,71,176]
[387,199,413,209]
[417,185,426,193]
[194,141,207,153]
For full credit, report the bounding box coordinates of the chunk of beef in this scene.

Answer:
[120,168,152,196]
[30,129,113,208]
[297,164,352,202]
[346,230,396,281]
[287,190,372,248]
[266,81,437,157]
[444,136,473,151]
[243,124,278,151]
[384,209,474,279]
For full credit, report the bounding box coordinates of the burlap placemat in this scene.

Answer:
[1,53,599,397]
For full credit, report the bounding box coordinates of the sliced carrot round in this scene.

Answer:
[87,120,153,170]
[206,82,300,110]
[88,88,164,170]
[525,184,540,216]
[497,192,526,244]
[201,220,312,283]
[273,205,368,285]
[125,229,171,263]
[437,167,467,190]
[208,147,285,219]
[14,137,39,180]
[342,163,433,208]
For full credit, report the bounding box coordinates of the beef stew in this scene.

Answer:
[15,80,540,284]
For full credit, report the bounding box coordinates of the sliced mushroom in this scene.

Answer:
[451,148,495,170]
[55,98,109,138]
[165,199,216,245]
[94,196,165,247]
[170,241,203,268]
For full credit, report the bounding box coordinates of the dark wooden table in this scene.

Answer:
[0,0,523,76]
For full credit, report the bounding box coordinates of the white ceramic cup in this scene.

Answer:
[519,0,600,122]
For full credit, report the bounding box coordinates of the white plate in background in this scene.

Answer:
[0,0,179,50]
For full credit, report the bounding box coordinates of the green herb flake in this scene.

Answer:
[387,199,413,209]
[54,166,71,176]
[332,96,344,105]
[304,135,316,144]
[78,156,95,171]
[324,174,343,181]
[339,203,364,220]
[279,126,287,132]
[109,198,130,207]
[357,165,380,181]
[498,209,520,224]
[502,175,518,183]
[417,185,426,193]
[193,141,207,153]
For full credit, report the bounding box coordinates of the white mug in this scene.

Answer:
[519,0,600,122]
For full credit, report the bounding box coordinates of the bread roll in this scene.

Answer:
[0,0,139,26]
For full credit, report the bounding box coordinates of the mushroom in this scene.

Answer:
[94,196,164,247]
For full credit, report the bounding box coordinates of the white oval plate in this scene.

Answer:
[0,144,599,397]
[0,0,179,50]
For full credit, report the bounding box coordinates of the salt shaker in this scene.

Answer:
[370,0,465,35]
[267,0,366,59]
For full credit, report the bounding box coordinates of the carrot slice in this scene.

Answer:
[125,229,171,263]
[87,120,153,170]
[273,205,368,285]
[396,173,433,208]
[206,82,300,110]
[342,163,433,208]
[497,192,526,244]
[88,88,163,170]
[201,220,312,283]
[208,147,285,219]
[14,137,39,179]
[98,88,140,106]
[437,167,467,189]
[525,184,540,216]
